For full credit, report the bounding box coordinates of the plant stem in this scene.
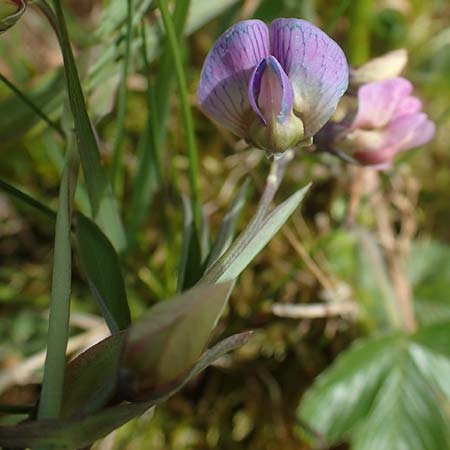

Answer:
[0,178,56,220]
[348,0,372,65]
[37,134,79,420]
[157,0,201,232]
[0,72,65,139]
[111,0,133,195]
[202,149,294,283]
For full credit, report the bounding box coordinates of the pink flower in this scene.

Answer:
[321,77,435,169]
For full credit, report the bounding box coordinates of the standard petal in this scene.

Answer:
[198,20,270,137]
[269,18,349,138]
[352,77,412,129]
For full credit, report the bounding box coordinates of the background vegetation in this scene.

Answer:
[0,0,449,449]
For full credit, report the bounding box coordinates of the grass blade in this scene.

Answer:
[51,0,126,251]
[157,0,201,231]
[110,0,134,195]
[37,134,79,420]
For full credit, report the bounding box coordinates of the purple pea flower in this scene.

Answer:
[198,19,349,153]
[319,77,435,169]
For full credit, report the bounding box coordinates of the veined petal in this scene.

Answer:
[198,20,270,137]
[269,18,349,138]
[248,58,268,126]
[352,77,412,129]
[248,55,294,126]
[391,95,422,120]
[388,112,435,152]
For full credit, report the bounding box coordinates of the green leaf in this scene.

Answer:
[206,178,250,269]
[0,70,65,146]
[61,332,126,418]
[158,0,201,230]
[203,184,310,283]
[408,240,450,325]
[177,196,203,291]
[122,281,233,399]
[52,0,126,252]
[0,332,250,450]
[75,213,131,333]
[38,136,79,420]
[352,354,450,450]
[299,334,400,441]
[298,323,450,450]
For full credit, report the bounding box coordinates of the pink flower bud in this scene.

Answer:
[350,49,408,88]
[318,77,435,169]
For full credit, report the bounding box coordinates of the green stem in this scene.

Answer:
[37,134,79,420]
[154,0,191,149]
[111,0,133,195]
[202,150,294,283]
[348,0,372,65]
[0,72,64,139]
[0,178,56,220]
[157,0,201,232]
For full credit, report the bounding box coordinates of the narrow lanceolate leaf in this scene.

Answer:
[75,213,131,334]
[298,322,450,450]
[205,178,250,269]
[51,0,126,252]
[0,332,251,450]
[61,332,126,418]
[177,196,204,292]
[203,184,310,283]
[38,138,79,420]
[121,282,234,400]
[158,0,201,230]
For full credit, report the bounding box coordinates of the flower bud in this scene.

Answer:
[350,49,408,88]
[317,77,435,169]
[0,0,26,34]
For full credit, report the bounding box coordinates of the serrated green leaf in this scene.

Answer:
[298,325,450,450]
[0,332,250,450]
[122,281,233,398]
[353,355,450,450]
[75,213,131,333]
[203,184,310,283]
[299,334,400,441]
[408,240,450,325]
